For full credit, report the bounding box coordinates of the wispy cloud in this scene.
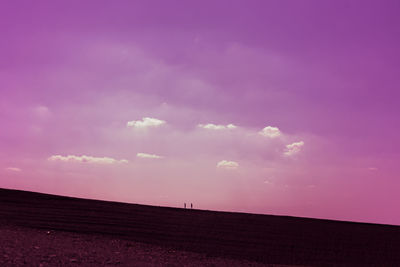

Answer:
[34,105,51,118]
[284,141,305,156]
[198,123,237,130]
[259,126,281,138]
[5,167,22,172]
[136,152,163,159]
[217,160,239,169]
[48,155,128,164]
[127,117,166,129]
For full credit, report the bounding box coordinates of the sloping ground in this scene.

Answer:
[1,224,275,266]
[0,188,399,266]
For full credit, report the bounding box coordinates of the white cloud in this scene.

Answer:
[48,155,128,164]
[368,167,378,171]
[259,126,281,138]
[198,123,237,130]
[5,167,21,172]
[284,141,305,156]
[127,117,166,129]
[136,153,163,159]
[217,160,239,169]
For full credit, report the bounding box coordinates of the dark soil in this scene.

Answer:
[1,188,399,266]
[0,224,279,266]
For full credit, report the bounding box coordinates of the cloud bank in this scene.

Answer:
[136,153,163,159]
[48,155,128,164]
[127,117,166,129]
[217,160,239,169]
[198,123,237,130]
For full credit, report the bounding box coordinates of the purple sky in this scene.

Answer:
[1,0,400,225]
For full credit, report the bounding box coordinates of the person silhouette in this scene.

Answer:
[184,203,186,209]
[191,203,193,209]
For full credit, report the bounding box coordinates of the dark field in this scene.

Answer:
[1,224,275,266]
[1,188,399,266]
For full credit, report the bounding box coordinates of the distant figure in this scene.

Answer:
[184,203,186,209]
[191,203,193,209]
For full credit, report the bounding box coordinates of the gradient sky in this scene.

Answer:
[1,0,400,225]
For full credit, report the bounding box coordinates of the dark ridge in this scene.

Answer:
[1,187,399,266]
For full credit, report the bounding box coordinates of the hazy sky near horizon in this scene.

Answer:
[1,0,400,225]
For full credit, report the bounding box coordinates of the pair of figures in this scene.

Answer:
[184,203,193,209]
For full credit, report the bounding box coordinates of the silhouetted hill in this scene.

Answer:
[1,188,399,266]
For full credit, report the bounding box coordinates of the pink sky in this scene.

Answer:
[1,0,399,225]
